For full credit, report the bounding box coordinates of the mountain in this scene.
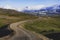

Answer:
[23,5,60,16]
[40,5,60,13]
[53,5,60,13]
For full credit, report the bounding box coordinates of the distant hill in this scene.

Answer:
[0,8,36,17]
[0,8,38,20]
[0,8,24,15]
[0,8,38,27]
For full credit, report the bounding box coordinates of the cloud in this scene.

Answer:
[4,5,13,9]
[0,4,24,11]
[0,4,15,9]
[25,5,45,10]
[0,4,45,11]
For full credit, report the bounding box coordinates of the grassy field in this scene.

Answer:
[0,18,19,28]
[0,14,38,28]
[24,17,60,35]
[0,8,38,28]
[0,16,36,27]
[0,8,60,35]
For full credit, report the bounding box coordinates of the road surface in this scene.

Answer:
[0,21,50,40]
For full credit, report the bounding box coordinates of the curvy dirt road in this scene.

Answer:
[0,21,50,40]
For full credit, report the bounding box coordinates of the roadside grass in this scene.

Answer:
[0,14,38,28]
[0,18,18,28]
[24,17,60,35]
[0,8,38,28]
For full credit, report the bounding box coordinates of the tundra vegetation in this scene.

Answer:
[24,17,60,35]
[0,8,38,28]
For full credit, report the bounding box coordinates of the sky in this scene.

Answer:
[0,0,60,11]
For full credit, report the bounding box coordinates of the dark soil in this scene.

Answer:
[45,33,60,40]
[0,24,14,38]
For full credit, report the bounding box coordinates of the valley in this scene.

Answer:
[0,8,60,40]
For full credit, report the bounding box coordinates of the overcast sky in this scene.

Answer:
[0,0,60,11]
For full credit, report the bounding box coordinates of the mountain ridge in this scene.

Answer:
[23,5,60,16]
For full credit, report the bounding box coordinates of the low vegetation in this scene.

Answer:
[0,8,38,28]
[24,17,60,35]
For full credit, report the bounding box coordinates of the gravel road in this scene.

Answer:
[0,21,50,40]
